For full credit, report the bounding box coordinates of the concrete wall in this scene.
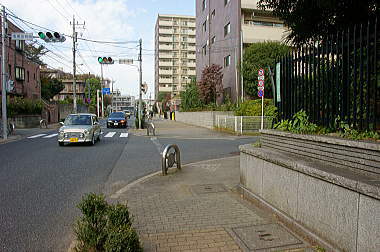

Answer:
[240,144,380,251]
[10,115,41,128]
[175,111,234,129]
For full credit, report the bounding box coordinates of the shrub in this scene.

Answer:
[180,82,203,111]
[274,110,318,134]
[235,99,277,117]
[74,193,142,252]
[7,97,43,117]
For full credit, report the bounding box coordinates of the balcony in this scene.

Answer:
[188,46,196,51]
[242,22,286,43]
[188,22,196,28]
[159,20,173,26]
[241,0,258,9]
[159,61,172,67]
[188,54,196,60]
[188,37,196,43]
[158,86,172,92]
[188,70,196,75]
[159,69,173,75]
[188,30,196,36]
[159,44,173,50]
[159,28,173,34]
[159,78,172,84]
[188,62,196,67]
[159,53,173,59]
[159,36,173,42]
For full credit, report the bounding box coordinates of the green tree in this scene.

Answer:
[41,76,64,100]
[258,0,379,45]
[157,92,170,102]
[242,42,290,98]
[180,79,203,111]
[198,64,223,105]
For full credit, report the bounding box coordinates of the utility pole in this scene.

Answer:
[111,79,115,113]
[70,16,85,113]
[1,6,7,140]
[138,38,142,129]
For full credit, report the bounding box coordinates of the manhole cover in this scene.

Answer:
[191,184,227,195]
[232,224,303,250]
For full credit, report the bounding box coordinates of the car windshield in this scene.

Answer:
[64,115,92,125]
[109,112,125,118]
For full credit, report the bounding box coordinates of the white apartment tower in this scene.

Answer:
[155,14,196,105]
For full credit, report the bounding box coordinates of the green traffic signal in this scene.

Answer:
[98,57,103,63]
[38,32,46,39]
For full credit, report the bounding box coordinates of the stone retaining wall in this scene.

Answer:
[10,115,41,128]
[239,132,380,251]
[175,111,234,129]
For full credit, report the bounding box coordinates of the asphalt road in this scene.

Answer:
[0,118,256,251]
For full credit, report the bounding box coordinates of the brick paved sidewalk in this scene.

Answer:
[114,156,315,252]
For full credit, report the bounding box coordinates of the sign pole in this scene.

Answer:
[257,68,265,130]
[261,93,264,130]
[2,6,8,140]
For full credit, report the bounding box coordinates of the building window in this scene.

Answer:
[202,0,206,11]
[27,71,30,82]
[224,22,230,37]
[224,55,231,67]
[15,40,24,51]
[224,0,230,6]
[211,10,215,20]
[202,45,207,56]
[202,20,207,32]
[211,36,216,44]
[15,66,25,81]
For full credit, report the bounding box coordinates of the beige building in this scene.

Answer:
[154,14,196,104]
[196,0,287,102]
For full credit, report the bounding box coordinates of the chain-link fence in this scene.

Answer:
[215,115,273,134]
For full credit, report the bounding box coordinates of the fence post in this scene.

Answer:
[240,116,243,134]
[235,116,237,132]
[224,116,227,129]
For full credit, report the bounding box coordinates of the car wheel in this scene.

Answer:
[107,125,109,128]
[97,133,101,141]
[58,142,64,146]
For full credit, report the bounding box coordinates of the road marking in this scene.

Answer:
[120,133,129,138]
[27,134,47,139]
[104,132,116,138]
[43,133,58,138]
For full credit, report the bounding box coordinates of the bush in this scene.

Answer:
[74,193,142,252]
[7,97,43,117]
[235,99,277,117]
[274,110,318,134]
[180,82,203,111]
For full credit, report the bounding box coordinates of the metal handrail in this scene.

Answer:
[147,122,155,136]
[161,144,181,175]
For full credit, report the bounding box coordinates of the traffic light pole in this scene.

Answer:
[100,63,104,117]
[138,39,142,129]
[1,6,7,139]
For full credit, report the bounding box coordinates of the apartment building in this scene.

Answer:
[53,79,86,102]
[155,14,196,106]
[0,17,41,100]
[196,0,286,102]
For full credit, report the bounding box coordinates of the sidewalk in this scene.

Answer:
[114,154,314,251]
[0,123,60,144]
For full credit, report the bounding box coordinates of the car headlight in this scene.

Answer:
[83,129,90,135]
[64,133,68,138]
[108,120,112,123]
[80,133,85,138]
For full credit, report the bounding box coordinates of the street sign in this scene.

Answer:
[276,62,281,102]
[258,86,264,91]
[119,59,133,65]
[258,80,264,87]
[102,88,110,95]
[258,68,265,76]
[258,89,264,97]
[11,32,34,41]
[258,75,264,81]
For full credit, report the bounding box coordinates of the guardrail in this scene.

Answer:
[161,144,181,175]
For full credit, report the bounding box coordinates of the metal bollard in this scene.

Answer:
[161,144,181,175]
[147,122,155,136]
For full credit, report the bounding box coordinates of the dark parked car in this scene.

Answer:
[107,112,127,128]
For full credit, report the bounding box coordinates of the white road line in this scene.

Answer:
[43,133,58,138]
[27,134,47,139]
[104,132,116,138]
[120,133,129,138]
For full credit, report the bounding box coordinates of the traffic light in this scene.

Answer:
[38,31,66,42]
[141,82,148,94]
[97,57,114,64]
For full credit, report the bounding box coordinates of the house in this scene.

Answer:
[0,17,41,99]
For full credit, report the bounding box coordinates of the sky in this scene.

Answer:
[1,0,196,99]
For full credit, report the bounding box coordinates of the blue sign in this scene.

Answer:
[102,88,110,95]
[258,89,264,98]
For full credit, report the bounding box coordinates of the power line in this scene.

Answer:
[46,0,70,22]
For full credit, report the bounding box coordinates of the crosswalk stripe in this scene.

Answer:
[27,134,47,139]
[104,132,116,138]
[120,133,129,138]
[43,133,58,138]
